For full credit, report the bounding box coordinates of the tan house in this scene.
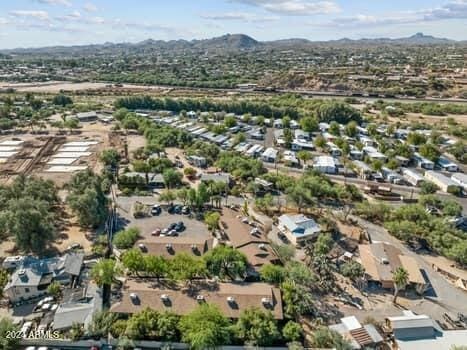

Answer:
[359,243,426,293]
[111,279,283,319]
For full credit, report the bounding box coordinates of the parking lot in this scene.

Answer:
[115,195,210,240]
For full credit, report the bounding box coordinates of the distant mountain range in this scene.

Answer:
[1,32,464,55]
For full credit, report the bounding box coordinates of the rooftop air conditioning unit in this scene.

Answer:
[138,243,146,251]
[261,297,271,305]
[258,243,266,250]
[166,244,172,250]
[196,295,205,302]
[227,296,235,303]
[18,269,26,276]
[161,294,170,301]
[130,293,138,300]
[381,258,389,265]
[191,244,198,251]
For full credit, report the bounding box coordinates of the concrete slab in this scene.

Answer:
[46,165,88,172]
[52,152,92,158]
[47,158,77,165]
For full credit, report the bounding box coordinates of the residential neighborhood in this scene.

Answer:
[0,2,466,349]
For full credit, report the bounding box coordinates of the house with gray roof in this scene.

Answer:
[386,311,467,350]
[4,253,84,303]
[278,214,321,246]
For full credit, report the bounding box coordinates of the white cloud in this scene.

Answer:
[325,0,467,28]
[10,10,50,21]
[32,0,72,6]
[231,0,340,15]
[83,2,98,13]
[0,18,9,25]
[55,10,81,21]
[201,11,279,22]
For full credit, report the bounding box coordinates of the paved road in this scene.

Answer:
[263,162,467,214]
[354,215,467,316]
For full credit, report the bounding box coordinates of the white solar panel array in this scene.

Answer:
[0,140,24,163]
[46,140,98,172]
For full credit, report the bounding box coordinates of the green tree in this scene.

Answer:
[113,227,140,249]
[313,233,334,256]
[3,197,55,254]
[67,170,108,228]
[125,307,159,340]
[64,117,80,132]
[420,181,439,195]
[310,326,352,350]
[344,121,358,137]
[144,255,169,279]
[300,116,318,132]
[159,189,176,205]
[52,94,73,106]
[234,308,280,346]
[204,245,248,280]
[70,322,85,341]
[340,260,365,281]
[260,264,287,285]
[0,270,8,297]
[170,253,207,284]
[122,249,146,275]
[163,169,183,189]
[419,143,441,162]
[178,303,232,350]
[47,281,62,299]
[87,310,117,338]
[156,311,180,341]
[100,149,121,168]
[90,259,120,287]
[296,150,311,167]
[0,318,20,350]
[393,267,409,303]
[282,321,303,342]
[204,211,220,231]
[329,121,341,136]
[281,280,314,319]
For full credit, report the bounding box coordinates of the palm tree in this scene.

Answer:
[393,267,409,303]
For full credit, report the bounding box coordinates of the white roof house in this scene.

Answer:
[313,156,338,174]
[437,157,458,172]
[261,148,278,163]
[278,214,321,246]
[451,173,467,190]
[424,170,460,193]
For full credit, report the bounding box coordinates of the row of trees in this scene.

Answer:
[84,304,302,349]
[118,245,248,283]
[114,96,362,124]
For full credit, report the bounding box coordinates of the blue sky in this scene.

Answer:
[0,0,466,48]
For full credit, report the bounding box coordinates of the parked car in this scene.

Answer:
[182,206,190,215]
[174,205,183,214]
[151,228,161,236]
[151,204,161,215]
[167,229,178,237]
[168,223,177,231]
[168,205,175,214]
[175,221,185,232]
